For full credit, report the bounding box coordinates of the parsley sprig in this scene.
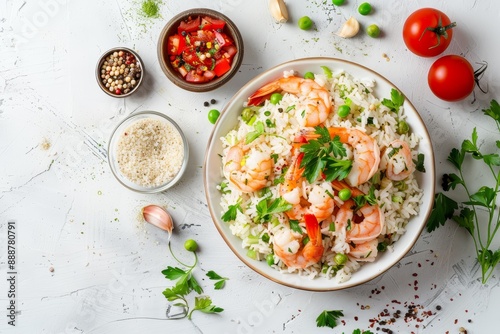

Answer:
[427,99,500,284]
[316,309,344,328]
[256,196,292,223]
[206,270,229,290]
[381,88,404,112]
[300,126,353,183]
[162,242,224,319]
[221,199,243,222]
[352,185,378,210]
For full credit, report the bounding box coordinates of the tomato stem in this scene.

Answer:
[420,16,457,49]
[471,62,488,104]
[474,62,488,94]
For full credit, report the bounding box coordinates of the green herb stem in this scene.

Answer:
[169,241,198,268]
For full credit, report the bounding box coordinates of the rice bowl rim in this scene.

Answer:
[203,57,435,291]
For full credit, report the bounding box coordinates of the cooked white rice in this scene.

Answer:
[218,68,423,283]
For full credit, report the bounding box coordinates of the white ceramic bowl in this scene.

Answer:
[108,111,189,193]
[203,58,435,291]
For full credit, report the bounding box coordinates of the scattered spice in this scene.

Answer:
[40,138,51,150]
[141,0,160,18]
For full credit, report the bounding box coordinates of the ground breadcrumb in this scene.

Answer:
[116,118,184,187]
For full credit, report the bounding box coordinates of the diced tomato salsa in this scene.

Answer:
[166,15,238,84]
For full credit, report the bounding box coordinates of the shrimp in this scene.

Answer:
[332,180,384,244]
[348,239,379,262]
[223,144,273,193]
[247,76,332,127]
[280,150,335,222]
[273,214,324,269]
[328,127,380,187]
[381,139,415,181]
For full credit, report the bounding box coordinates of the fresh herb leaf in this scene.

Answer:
[285,105,296,112]
[289,220,303,234]
[464,186,496,207]
[300,127,351,183]
[256,196,292,222]
[365,185,377,206]
[206,270,229,290]
[245,121,265,144]
[483,99,500,122]
[188,296,224,319]
[442,173,463,191]
[188,276,203,294]
[162,287,181,302]
[381,88,404,112]
[353,195,366,209]
[413,153,426,172]
[483,153,500,166]
[316,310,344,328]
[221,200,243,222]
[387,146,400,159]
[162,266,187,280]
[452,207,475,236]
[353,330,373,334]
[447,147,464,170]
[273,167,288,185]
[352,186,377,210]
[427,192,459,233]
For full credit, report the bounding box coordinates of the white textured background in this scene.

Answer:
[1,0,499,333]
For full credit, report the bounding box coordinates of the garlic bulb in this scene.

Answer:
[269,0,289,23]
[142,205,174,239]
[336,17,360,38]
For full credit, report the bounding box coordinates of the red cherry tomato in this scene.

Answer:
[428,55,475,102]
[403,8,456,57]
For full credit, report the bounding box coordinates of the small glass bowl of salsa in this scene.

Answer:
[157,8,244,92]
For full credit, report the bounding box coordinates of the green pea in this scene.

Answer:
[184,239,198,252]
[270,93,283,105]
[261,233,270,243]
[337,104,351,117]
[358,2,372,15]
[334,253,348,265]
[266,253,274,266]
[208,109,220,124]
[377,242,388,252]
[304,71,315,79]
[332,0,345,5]
[298,16,313,30]
[338,188,352,201]
[366,24,380,38]
[397,120,409,134]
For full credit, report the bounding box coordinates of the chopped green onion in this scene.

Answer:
[246,248,257,259]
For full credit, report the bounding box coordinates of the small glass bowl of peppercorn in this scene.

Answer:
[96,47,144,98]
[157,8,244,92]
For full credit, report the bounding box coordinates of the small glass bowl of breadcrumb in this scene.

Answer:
[108,111,189,193]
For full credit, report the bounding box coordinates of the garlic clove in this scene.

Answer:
[142,205,174,239]
[269,0,289,23]
[336,17,360,38]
